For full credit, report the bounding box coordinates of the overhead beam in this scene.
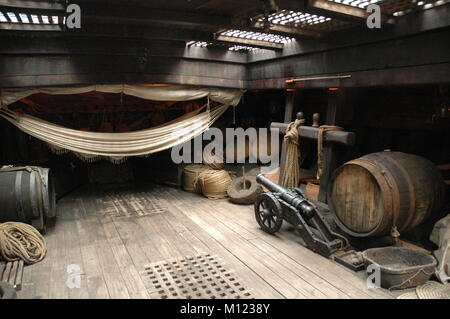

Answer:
[0,54,246,88]
[0,36,248,64]
[275,0,393,24]
[250,20,324,38]
[0,23,62,31]
[0,0,65,10]
[79,4,230,31]
[0,5,66,17]
[307,0,395,24]
[215,35,284,50]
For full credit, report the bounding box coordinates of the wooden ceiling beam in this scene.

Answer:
[250,20,325,38]
[307,0,395,25]
[0,22,62,31]
[215,35,284,50]
[0,0,65,10]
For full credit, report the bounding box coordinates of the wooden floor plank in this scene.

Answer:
[83,194,131,299]
[101,217,149,299]
[63,198,90,299]
[17,184,392,299]
[78,197,111,299]
[205,199,392,299]
[164,191,304,298]
[157,188,283,299]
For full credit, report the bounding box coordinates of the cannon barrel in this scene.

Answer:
[256,174,286,194]
[256,174,316,219]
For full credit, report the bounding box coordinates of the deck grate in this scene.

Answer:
[97,191,166,218]
[140,253,254,299]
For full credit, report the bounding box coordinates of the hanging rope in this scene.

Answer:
[316,125,344,180]
[281,118,305,188]
[0,222,46,265]
[197,170,232,200]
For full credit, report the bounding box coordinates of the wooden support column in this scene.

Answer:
[318,89,346,203]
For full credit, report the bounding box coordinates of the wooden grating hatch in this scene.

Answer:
[140,253,254,299]
[97,191,167,218]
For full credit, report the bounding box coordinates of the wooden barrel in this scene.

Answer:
[328,151,445,238]
[0,167,56,231]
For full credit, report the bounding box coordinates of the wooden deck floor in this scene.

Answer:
[17,184,393,299]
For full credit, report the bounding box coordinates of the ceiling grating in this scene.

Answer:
[187,41,211,47]
[218,29,294,44]
[389,0,450,16]
[187,40,260,52]
[0,10,65,25]
[258,10,332,27]
[228,45,259,52]
[326,0,382,9]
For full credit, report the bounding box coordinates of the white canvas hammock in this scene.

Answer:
[0,85,243,163]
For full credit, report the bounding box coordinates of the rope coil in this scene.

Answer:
[182,164,208,193]
[0,222,46,265]
[197,169,232,200]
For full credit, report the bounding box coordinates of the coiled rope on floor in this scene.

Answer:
[182,164,209,193]
[281,118,305,188]
[0,222,46,265]
[197,169,232,200]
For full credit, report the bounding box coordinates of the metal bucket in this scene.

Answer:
[362,247,437,290]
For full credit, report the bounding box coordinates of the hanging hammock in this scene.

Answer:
[0,103,230,163]
[0,84,244,163]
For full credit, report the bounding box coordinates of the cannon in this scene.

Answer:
[254,174,349,258]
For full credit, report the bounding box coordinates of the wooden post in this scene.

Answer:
[284,90,295,123]
[318,89,346,203]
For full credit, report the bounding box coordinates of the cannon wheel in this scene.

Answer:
[254,193,283,234]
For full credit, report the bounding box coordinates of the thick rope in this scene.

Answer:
[316,125,344,180]
[0,222,46,265]
[197,169,232,200]
[281,119,305,188]
[182,164,208,193]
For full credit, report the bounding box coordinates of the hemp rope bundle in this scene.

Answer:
[182,164,208,193]
[197,169,232,200]
[316,125,344,180]
[0,222,46,264]
[281,118,305,188]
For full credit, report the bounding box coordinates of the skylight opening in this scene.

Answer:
[328,0,381,8]
[0,12,7,23]
[31,14,40,24]
[187,41,211,47]
[262,10,331,27]
[19,13,29,24]
[228,45,259,52]
[220,29,293,44]
[7,12,19,23]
